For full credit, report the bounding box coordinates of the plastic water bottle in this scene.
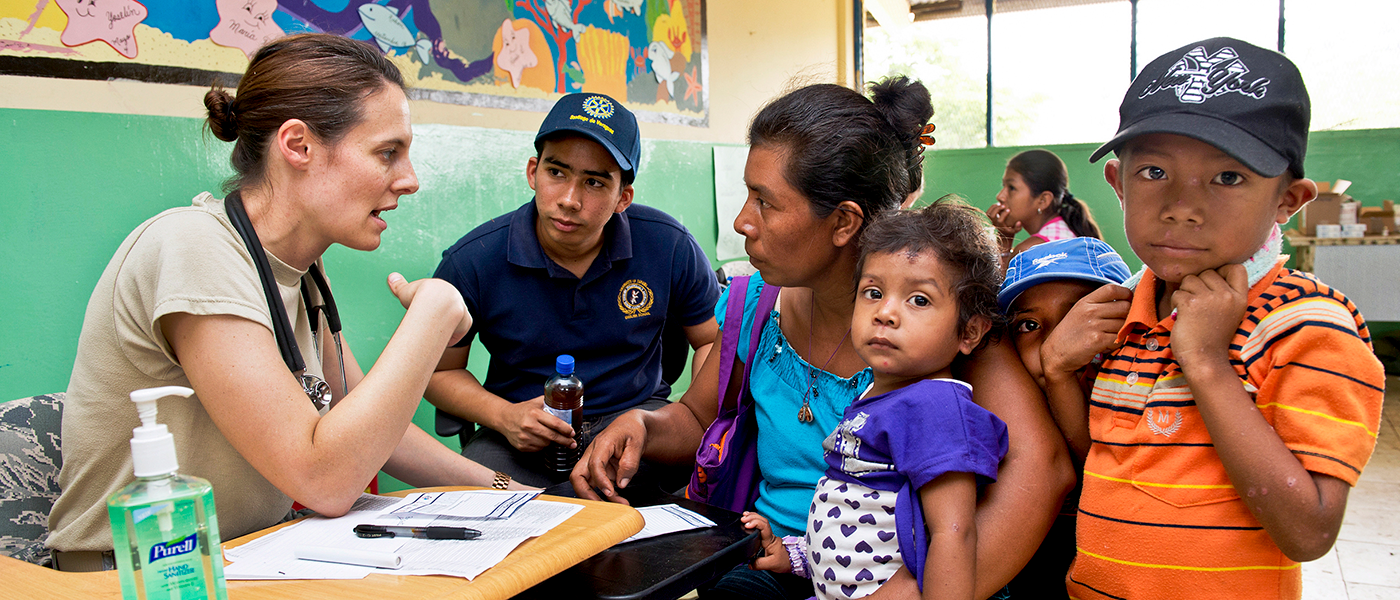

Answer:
[107,386,227,599]
[543,355,584,475]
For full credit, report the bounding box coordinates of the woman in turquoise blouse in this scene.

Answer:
[573,77,1073,600]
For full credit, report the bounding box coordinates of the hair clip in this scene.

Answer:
[919,123,936,147]
[914,123,936,168]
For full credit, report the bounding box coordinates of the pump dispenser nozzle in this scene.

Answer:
[128,386,193,478]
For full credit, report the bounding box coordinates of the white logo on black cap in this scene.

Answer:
[1140,46,1270,104]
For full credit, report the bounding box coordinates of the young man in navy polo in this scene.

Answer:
[426,93,721,487]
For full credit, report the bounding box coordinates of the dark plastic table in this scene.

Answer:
[515,482,760,600]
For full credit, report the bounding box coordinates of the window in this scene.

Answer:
[1284,0,1400,130]
[1135,0,1278,77]
[864,0,1397,146]
[990,1,1129,146]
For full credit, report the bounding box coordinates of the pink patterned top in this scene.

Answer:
[1029,216,1076,243]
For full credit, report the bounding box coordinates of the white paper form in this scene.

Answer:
[621,504,716,543]
[385,490,539,520]
[222,492,581,581]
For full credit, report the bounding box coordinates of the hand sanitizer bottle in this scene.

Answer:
[107,386,228,600]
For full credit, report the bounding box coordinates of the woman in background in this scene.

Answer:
[987,149,1102,269]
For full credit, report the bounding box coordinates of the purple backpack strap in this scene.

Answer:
[684,275,780,510]
[716,277,780,414]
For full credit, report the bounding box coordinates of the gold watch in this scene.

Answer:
[491,471,511,490]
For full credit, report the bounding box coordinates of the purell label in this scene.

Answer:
[149,533,197,563]
[544,406,573,426]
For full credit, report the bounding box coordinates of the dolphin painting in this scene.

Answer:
[358,3,432,64]
[544,0,586,41]
[648,41,679,98]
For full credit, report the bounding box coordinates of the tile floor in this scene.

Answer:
[1301,374,1400,600]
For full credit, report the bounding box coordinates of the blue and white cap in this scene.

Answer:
[998,238,1131,313]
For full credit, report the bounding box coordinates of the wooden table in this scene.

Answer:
[1,487,643,599]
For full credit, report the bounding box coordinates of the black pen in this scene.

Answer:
[353,524,481,540]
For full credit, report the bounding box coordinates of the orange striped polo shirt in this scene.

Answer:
[1066,261,1385,600]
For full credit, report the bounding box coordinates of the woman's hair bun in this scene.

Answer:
[204,87,239,142]
[869,75,933,147]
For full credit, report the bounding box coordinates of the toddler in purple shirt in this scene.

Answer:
[743,199,1009,600]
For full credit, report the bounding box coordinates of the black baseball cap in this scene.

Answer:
[1090,37,1309,178]
[534,93,641,179]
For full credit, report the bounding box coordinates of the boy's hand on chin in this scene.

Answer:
[1041,283,1132,380]
[1170,264,1249,370]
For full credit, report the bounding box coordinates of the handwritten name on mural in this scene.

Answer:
[108,6,142,29]
[226,20,259,40]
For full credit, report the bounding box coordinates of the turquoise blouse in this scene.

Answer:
[715,273,872,537]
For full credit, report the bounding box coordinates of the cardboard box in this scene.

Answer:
[1359,200,1395,235]
[1302,192,1350,236]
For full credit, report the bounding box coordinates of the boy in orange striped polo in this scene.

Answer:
[1049,38,1386,599]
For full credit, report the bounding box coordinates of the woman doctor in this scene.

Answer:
[48,34,526,569]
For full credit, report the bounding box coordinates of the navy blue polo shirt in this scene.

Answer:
[434,201,720,418]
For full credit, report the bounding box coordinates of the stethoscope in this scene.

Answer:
[225,191,346,410]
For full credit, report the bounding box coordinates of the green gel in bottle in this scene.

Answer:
[107,385,228,600]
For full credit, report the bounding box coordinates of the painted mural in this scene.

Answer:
[0,0,707,124]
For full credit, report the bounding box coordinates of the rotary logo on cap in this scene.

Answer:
[583,96,614,119]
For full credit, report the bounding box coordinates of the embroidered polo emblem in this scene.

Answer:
[1146,408,1183,437]
[618,279,653,319]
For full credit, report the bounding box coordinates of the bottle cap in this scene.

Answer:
[129,386,194,477]
[555,355,575,376]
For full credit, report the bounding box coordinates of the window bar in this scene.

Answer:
[1130,0,1139,80]
[986,0,994,146]
[855,0,865,89]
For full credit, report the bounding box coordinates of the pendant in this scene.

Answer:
[797,401,814,423]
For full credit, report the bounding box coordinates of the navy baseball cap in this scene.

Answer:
[1090,37,1310,178]
[998,238,1131,313]
[534,93,641,179]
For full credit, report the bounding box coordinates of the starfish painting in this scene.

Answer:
[495,19,537,88]
[55,0,148,58]
[682,66,702,104]
[210,0,286,59]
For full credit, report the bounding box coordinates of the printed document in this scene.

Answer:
[223,491,579,580]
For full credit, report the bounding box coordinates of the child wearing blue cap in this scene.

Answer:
[997,237,1130,599]
[1000,238,1132,460]
[741,199,1009,600]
